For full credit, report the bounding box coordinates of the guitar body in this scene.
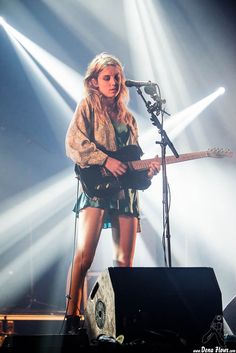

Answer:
[75,145,151,198]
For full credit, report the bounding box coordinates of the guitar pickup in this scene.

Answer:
[95,183,111,190]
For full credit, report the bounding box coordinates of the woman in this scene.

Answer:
[65,53,160,332]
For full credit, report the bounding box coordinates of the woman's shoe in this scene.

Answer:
[65,315,81,335]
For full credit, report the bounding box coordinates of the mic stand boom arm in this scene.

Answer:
[136,87,179,267]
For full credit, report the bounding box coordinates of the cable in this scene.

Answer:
[59,175,80,334]
[162,181,171,267]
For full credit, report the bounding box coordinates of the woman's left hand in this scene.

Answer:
[147,161,161,179]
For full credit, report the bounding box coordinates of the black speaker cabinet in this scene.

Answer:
[84,267,223,348]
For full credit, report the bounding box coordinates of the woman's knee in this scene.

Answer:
[113,257,133,267]
[73,250,94,274]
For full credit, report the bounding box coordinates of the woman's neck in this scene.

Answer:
[103,97,116,107]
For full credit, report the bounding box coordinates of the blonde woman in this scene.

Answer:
[65,53,160,333]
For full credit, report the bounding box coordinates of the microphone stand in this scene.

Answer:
[136,85,179,267]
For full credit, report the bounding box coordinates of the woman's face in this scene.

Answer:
[94,65,121,99]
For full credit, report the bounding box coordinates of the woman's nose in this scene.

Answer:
[110,77,117,85]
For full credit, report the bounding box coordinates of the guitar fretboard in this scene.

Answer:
[166,151,208,165]
[128,151,209,171]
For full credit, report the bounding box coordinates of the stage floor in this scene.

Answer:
[0,312,236,352]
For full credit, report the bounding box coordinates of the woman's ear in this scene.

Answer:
[91,78,98,87]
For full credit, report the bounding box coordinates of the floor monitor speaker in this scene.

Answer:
[224,296,236,335]
[84,267,223,349]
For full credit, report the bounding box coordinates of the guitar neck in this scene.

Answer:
[128,151,209,171]
[165,151,208,165]
[128,158,158,171]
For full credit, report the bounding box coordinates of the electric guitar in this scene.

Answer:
[74,145,233,198]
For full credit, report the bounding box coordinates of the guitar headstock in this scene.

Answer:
[207,148,234,158]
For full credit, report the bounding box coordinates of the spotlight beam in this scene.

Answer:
[0,17,83,102]
[0,16,5,26]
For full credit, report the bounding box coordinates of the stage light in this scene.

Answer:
[217,86,225,95]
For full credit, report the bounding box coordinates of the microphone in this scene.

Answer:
[125,80,157,88]
[144,85,166,104]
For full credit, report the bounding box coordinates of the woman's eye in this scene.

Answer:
[115,75,120,82]
[102,75,120,82]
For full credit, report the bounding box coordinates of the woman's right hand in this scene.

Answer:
[104,157,127,177]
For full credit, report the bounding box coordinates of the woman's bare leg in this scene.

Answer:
[111,215,138,267]
[66,207,105,316]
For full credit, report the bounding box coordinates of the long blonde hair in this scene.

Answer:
[83,53,130,123]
